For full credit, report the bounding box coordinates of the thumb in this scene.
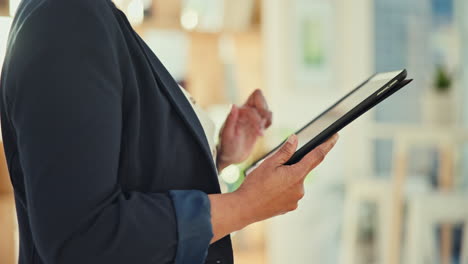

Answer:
[222,104,239,138]
[268,134,298,166]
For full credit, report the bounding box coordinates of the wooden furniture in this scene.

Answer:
[405,192,468,264]
[341,178,393,264]
[187,30,263,107]
[0,142,18,264]
[371,124,468,264]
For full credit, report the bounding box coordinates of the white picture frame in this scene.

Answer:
[292,0,334,90]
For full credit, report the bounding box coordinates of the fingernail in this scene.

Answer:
[287,134,296,144]
[332,134,339,143]
[231,104,238,114]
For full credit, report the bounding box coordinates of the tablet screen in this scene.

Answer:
[246,70,404,174]
[294,71,401,149]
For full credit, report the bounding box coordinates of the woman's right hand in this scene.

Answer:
[236,133,339,224]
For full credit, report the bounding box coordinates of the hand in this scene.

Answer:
[236,133,339,223]
[217,89,273,171]
[208,134,339,243]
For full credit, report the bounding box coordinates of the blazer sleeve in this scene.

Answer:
[7,1,212,263]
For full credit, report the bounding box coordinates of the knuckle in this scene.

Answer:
[295,187,305,200]
[298,189,305,199]
[315,147,326,162]
[280,144,293,156]
[290,164,307,178]
[278,148,288,157]
[289,203,299,211]
[299,193,305,200]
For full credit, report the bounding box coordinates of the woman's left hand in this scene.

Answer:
[217,89,273,171]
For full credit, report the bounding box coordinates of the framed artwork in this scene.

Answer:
[430,0,458,70]
[292,0,334,90]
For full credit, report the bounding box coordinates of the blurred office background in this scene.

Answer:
[1,0,468,263]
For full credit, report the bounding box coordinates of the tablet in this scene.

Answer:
[245,69,412,175]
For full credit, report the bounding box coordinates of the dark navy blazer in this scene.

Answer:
[0,0,233,263]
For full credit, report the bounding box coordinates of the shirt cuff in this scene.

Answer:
[169,190,213,264]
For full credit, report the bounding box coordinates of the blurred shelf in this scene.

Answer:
[369,123,468,141]
[0,5,8,17]
[135,16,261,35]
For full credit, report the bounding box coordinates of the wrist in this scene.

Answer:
[231,186,260,226]
[208,191,254,243]
[216,159,230,172]
[216,145,231,172]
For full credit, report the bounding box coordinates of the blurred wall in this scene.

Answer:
[263,0,375,263]
[0,142,17,264]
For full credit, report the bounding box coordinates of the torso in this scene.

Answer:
[0,0,233,263]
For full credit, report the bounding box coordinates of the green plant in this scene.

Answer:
[434,66,452,93]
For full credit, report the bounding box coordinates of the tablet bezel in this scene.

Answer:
[245,69,409,175]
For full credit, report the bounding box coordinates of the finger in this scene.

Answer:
[238,107,263,131]
[246,89,262,107]
[296,183,305,200]
[252,108,272,128]
[266,134,298,166]
[238,117,263,137]
[292,134,339,176]
[254,96,272,128]
[258,119,266,136]
[264,110,273,128]
[223,104,239,138]
[240,106,269,132]
[246,89,269,112]
[239,118,262,138]
[245,90,272,130]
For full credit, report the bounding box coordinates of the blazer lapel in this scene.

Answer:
[113,7,218,175]
[136,35,218,175]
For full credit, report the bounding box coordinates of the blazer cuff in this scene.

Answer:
[169,190,213,264]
